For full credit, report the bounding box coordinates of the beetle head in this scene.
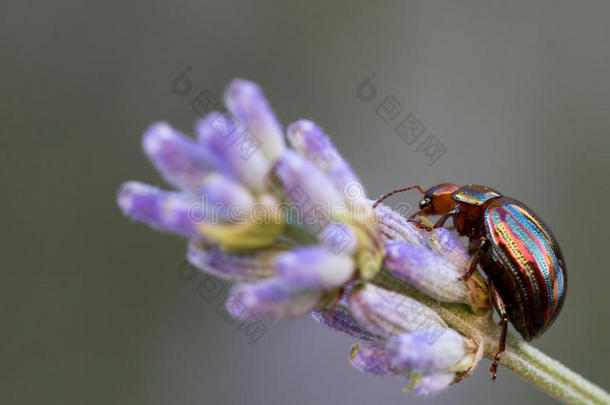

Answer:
[419,183,460,215]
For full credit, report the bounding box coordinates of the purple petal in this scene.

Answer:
[383,240,469,303]
[275,246,355,289]
[346,283,447,339]
[428,228,469,270]
[413,372,455,397]
[350,344,404,376]
[117,181,203,237]
[200,173,255,221]
[196,112,271,191]
[227,278,322,321]
[224,79,286,161]
[373,202,429,247]
[142,122,214,192]
[271,150,345,233]
[287,120,364,202]
[387,329,466,373]
[312,296,382,341]
[318,223,358,255]
[187,242,276,281]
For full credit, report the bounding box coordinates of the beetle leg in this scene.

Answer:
[488,279,508,382]
[458,248,483,281]
[468,236,487,254]
[324,274,359,321]
[433,208,460,228]
[459,238,488,281]
[324,286,345,320]
[407,211,433,232]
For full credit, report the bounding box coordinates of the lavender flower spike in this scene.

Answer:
[117,181,202,237]
[383,240,488,312]
[276,246,355,289]
[224,79,286,161]
[227,278,322,321]
[142,122,214,192]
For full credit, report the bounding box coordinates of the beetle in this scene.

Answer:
[373,183,567,380]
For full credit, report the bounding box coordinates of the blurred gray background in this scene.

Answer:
[2,1,609,404]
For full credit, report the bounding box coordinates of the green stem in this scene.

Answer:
[372,270,610,405]
[501,336,609,404]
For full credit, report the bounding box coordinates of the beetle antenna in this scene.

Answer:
[372,185,426,209]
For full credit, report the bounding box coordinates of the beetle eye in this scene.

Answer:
[419,198,430,209]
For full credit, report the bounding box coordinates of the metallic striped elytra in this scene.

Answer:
[484,197,566,341]
[452,185,501,206]
[373,183,567,380]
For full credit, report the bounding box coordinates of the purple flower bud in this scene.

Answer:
[227,278,322,321]
[387,329,467,373]
[271,150,346,232]
[312,298,382,341]
[347,283,447,339]
[117,181,201,237]
[200,173,255,221]
[224,79,286,161]
[275,246,355,289]
[383,240,470,303]
[319,223,358,255]
[187,242,277,281]
[196,112,271,192]
[428,228,469,270]
[373,202,429,247]
[350,344,405,376]
[412,372,455,397]
[142,122,214,192]
[287,120,364,203]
